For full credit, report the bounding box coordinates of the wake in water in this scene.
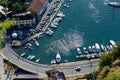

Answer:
[88,2,100,23]
[45,29,83,54]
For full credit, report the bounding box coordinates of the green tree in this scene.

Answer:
[0,0,7,7]
[104,71,120,80]
[99,52,113,68]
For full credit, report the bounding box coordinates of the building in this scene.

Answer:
[12,11,36,27]
[27,0,48,19]
[0,5,12,21]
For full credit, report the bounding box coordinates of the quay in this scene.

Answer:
[26,0,65,42]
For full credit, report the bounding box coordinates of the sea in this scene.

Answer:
[16,0,120,64]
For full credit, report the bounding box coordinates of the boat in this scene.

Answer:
[101,44,107,52]
[69,0,72,2]
[66,5,69,8]
[110,40,117,48]
[92,45,96,53]
[46,29,54,36]
[76,48,82,55]
[29,55,35,60]
[95,43,101,53]
[27,55,32,60]
[106,45,111,51]
[51,59,56,64]
[21,52,26,56]
[50,23,58,28]
[57,12,65,17]
[88,46,93,53]
[35,40,39,47]
[110,45,114,50]
[36,59,40,63]
[83,47,88,54]
[56,52,61,63]
[108,2,120,7]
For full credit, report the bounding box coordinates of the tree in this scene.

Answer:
[0,0,7,7]
[104,71,120,80]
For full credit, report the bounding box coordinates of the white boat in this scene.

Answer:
[36,59,40,63]
[83,47,88,54]
[66,5,69,8]
[88,46,93,53]
[50,22,58,28]
[27,55,32,60]
[63,4,67,7]
[95,43,101,53]
[110,45,114,50]
[29,55,35,60]
[57,12,65,17]
[106,45,111,51]
[108,2,120,7]
[46,29,54,36]
[110,40,117,48]
[21,52,26,56]
[101,44,107,52]
[56,52,61,63]
[76,48,82,55]
[51,59,56,64]
[92,45,96,53]
[35,40,39,47]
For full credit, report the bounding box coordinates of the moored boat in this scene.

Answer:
[92,45,96,53]
[51,59,56,64]
[95,43,101,53]
[88,46,93,53]
[36,59,40,63]
[56,52,61,63]
[21,52,26,56]
[101,44,107,52]
[35,40,39,47]
[83,47,88,54]
[110,40,117,48]
[76,48,82,55]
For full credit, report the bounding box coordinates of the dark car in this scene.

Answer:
[75,67,81,72]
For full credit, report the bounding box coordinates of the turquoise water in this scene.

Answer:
[16,0,120,64]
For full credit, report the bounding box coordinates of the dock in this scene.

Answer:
[26,0,65,42]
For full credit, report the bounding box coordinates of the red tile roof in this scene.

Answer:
[27,0,47,14]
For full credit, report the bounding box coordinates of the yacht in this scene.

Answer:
[76,48,82,55]
[88,46,93,53]
[56,52,61,63]
[36,59,40,63]
[95,43,101,53]
[110,40,117,48]
[101,44,107,52]
[21,52,26,56]
[35,40,39,47]
[57,12,65,17]
[83,47,88,54]
[108,2,120,7]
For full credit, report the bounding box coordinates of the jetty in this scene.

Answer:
[26,0,65,42]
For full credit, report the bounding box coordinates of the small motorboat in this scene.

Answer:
[110,45,114,50]
[36,59,40,63]
[21,52,26,56]
[95,43,101,53]
[56,52,61,63]
[27,55,32,60]
[76,48,82,55]
[106,45,111,51]
[35,40,39,47]
[83,47,88,54]
[29,55,35,60]
[110,40,117,48]
[92,45,96,53]
[101,44,107,52]
[51,59,56,64]
[88,46,93,53]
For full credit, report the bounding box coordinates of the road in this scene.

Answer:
[0,44,98,79]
